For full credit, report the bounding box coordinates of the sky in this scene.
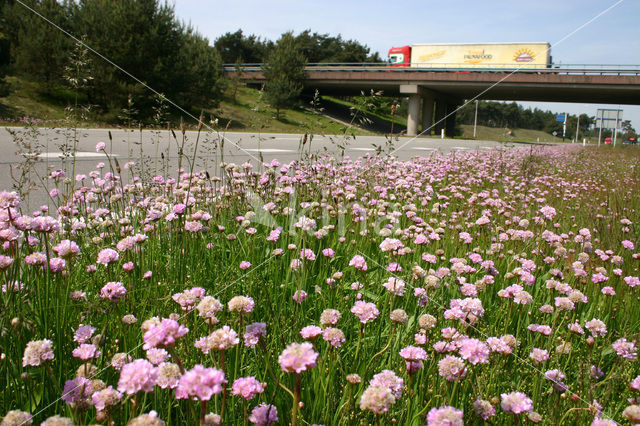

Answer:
[172,0,640,130]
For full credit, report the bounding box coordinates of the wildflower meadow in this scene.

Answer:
[0,138,639,425]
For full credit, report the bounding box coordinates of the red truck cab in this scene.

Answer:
[388,45,411,67]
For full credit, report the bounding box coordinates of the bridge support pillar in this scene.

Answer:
[400,85,426,137]
[421,97,434,135]
[406,94,421,137]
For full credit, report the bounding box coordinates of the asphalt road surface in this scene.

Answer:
[0,127,550,209]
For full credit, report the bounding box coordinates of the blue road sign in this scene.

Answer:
[556,114,566,122]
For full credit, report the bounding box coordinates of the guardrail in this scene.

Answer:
[223,63,640,76]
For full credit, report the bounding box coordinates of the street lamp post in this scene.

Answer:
[473,100,478,139]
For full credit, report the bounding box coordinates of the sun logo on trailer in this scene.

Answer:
[513,49,536,63]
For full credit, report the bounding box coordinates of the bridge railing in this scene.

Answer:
[223,63,640,76]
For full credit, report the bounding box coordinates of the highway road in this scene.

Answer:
[0,126,549,209]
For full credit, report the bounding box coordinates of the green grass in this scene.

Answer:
[0,77,68,122]
[0,77,372,135]
[212,86,371,135]
[458,124,580,143]
[1,121,640,424]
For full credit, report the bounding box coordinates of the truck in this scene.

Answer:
[387,42,551,69]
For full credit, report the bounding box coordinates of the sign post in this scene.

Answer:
[556,114,567,141]
[596,109,623,147]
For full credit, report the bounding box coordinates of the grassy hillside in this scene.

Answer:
[0,77,371,135]
[1,77,573,143]
[458,124,580,143]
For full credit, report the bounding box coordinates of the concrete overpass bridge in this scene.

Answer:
[225,64,640,136]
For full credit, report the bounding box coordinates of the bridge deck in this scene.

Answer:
[228,68,640,104]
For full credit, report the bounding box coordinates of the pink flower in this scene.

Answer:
[146,348,169,365]
[622,240,635,250]
[300,249,316,261]
[142,318,189,350]
[228,296,255,314]
[473,398,496,421]
[62,377,92,404]
[292,290,308,304]
[601,286,616,296]
[539,205,557,220]
[73,325,96,344]
[239,261,251,270]
[458,338,490,365]
[195,325,239,353]
[249,403,278,425]
[438,355,467,381]
[117,359,157,394]
[382,277,405,296]
[387,262,402,272]
[624,276,640,288]
[244,322,267,347]
[48,257,66,272]
[527,324,552,336]
[100,282,127,301]
[500,392,533,414]
[232,376,265,400]
[427,406,464,426]
[399,346,427,362]
[322,327,346,348]
[322,248,335,258]
[72,344,101,361]
[22,339,54,367]
[300,325,323,340]
[349,255,368,271]
[379,238,404,252]
[612,338,637,359]
[351,301,379,324]
[96,248,119,266]
[320,309,341,326]
[278,342,318,373]
[585,319,607,337]
[266,229,281,242]
[290,259,302,271]
[92,386,122,411]
[52,240,80,258]
[370,369,404,398]
[175,365,226,401]
[359,385,396,414]
[529,348,549,363]
[95,141,106,151]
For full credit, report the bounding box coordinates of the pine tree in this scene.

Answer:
[262,32,306,120]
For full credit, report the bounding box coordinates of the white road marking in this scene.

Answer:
[452,146,470,150]
[348,147,375,151]
[38,152,110,159]
[412,147,436,150]
[244,148,296,153]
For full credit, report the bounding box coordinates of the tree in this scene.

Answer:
[293,30,380,63]
[0,0,11,96]
[9,0,71,89]
[214,29,271,63]
[262,32,306,120]
[175,26,224,108]
[620,120,636,140]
